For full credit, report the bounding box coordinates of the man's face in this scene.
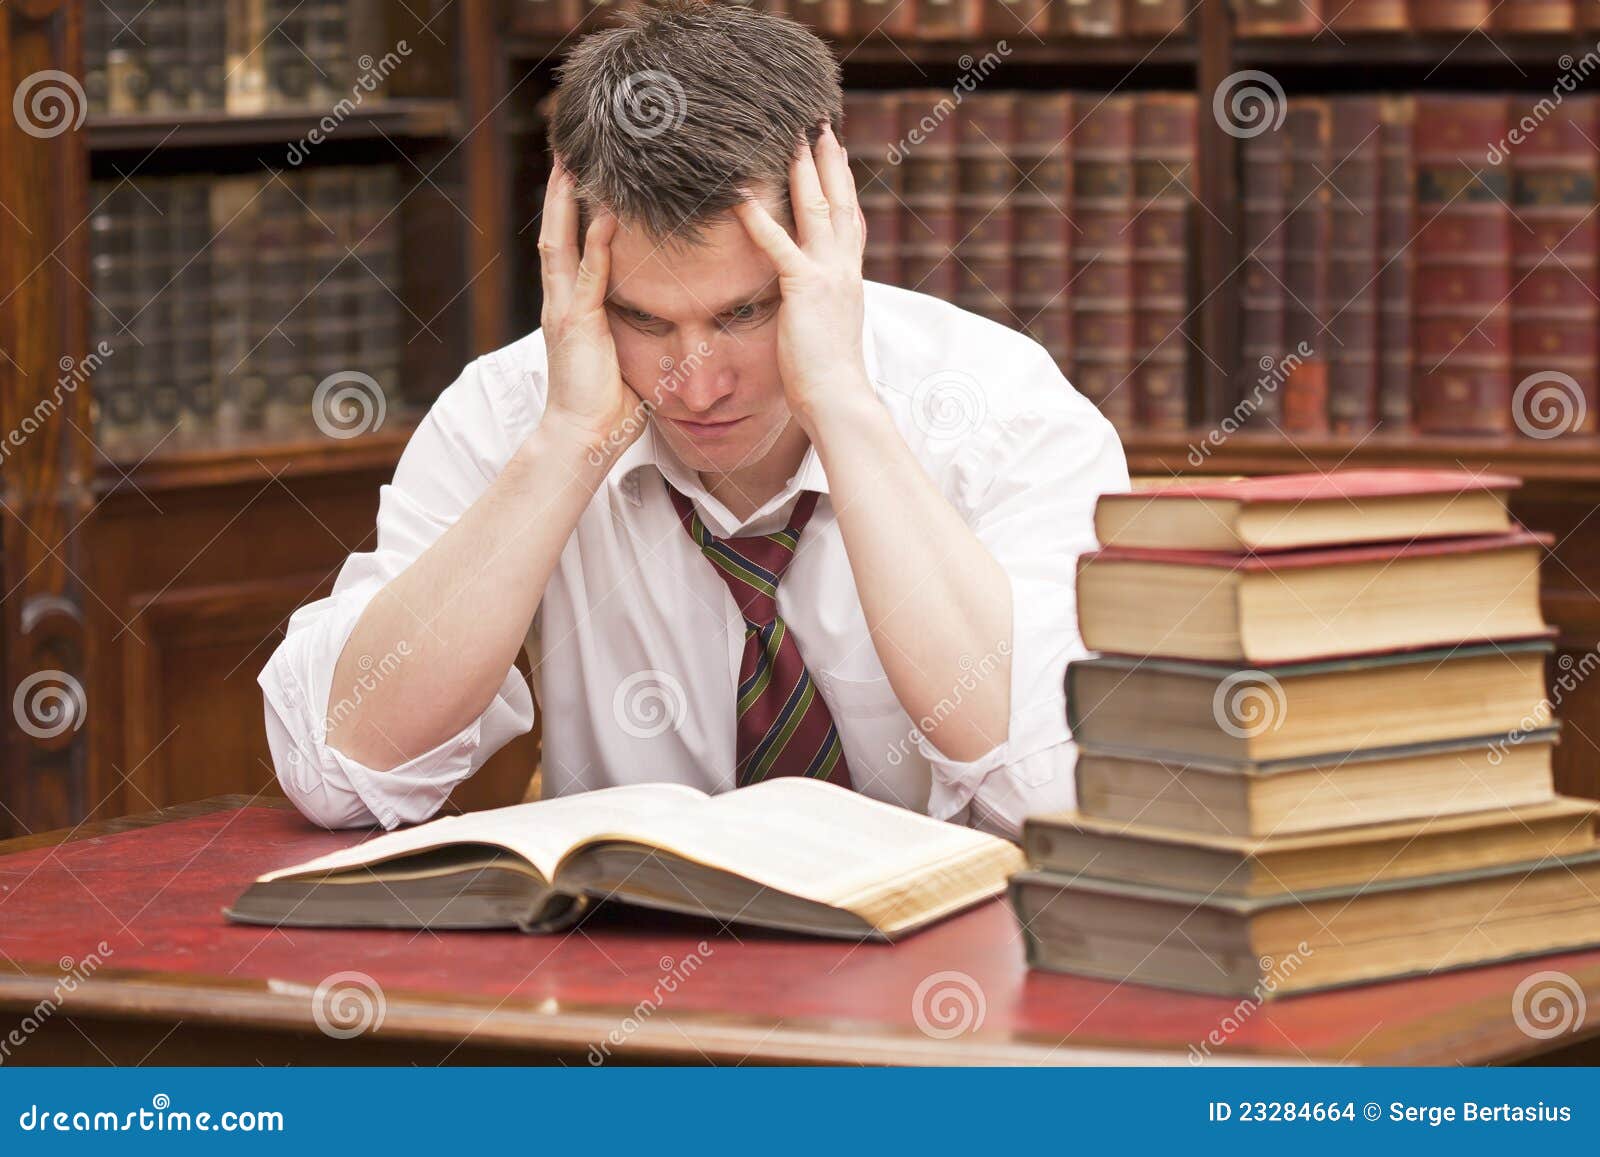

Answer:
[600,200,792,477]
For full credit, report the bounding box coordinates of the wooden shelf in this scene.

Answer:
[92,411,424,496]
[87,99,460,153]
[507,34,1199,69]
[1122,428,1600,485]
[1235,31,1596,69]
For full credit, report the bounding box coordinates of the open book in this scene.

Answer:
[226,779,1025,941]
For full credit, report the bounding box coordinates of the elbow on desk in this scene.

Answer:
[262,693,389,831]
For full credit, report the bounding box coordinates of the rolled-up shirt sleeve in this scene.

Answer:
[258,352,541,830]
[914,354,1130,838]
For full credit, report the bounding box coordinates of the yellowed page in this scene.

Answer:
[257,783,707,883]
[563,778,1023,909]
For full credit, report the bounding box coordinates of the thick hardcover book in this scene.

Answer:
[1409,0,1493,27]
[1282,100,1331,433]
[1071,95,1139,428]
[1023,796,1595,895]
[1011,848,1600,997]
[1413,96,1513,433]
[1092,467,1517,551]
[1376,95,1416,430]
[955,94,1017,330]
[846,91,903,289]
[1326,98,1383,434]
[1233,0,1324,34]
[899,89,961,303]
[1065,638,1554,763]
[1013,94,1072,371]
[1131,94,1196,431]
[1492,0,1573,28]
[227,779,1025,941]
[1076,527,1551,663]
[1238,119,1289,424]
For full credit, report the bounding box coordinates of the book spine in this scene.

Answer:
[1238,114,1289,425]
[1060,0,1125,35]
[846,91,904,288]
[1412,96,1513,433]
[1492,0,1573,29]
[1328,0,1409,28]
[898,89,962,302]
[1233,0,1324,35]
[1282,100,1331,433]
[955,93,1017,330]
[171,178,219,437]
[1408,0,1493,29]
[188,0,228,111]
[1509,93,1599,436]
[1125,0,1191,34]
[1013,93,1073,376]
[1326,98,1383,435]
[1132,93,1197,432]
[854,0,919,37]
[226,0,270,113]
[1071,94,1138,430]
[1377,95,1416,432]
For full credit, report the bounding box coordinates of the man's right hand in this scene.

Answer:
[536,156,645,459]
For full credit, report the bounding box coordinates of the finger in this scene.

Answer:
[815,122,862,253]
[731,194,809,279]
[538,157,581,316]
[572,209,618,313]
[789,128,833,255]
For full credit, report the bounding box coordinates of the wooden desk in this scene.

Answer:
[1,796,1598,1066]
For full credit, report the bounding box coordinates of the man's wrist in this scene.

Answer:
[792,372,887,444]
[511,414,619,495]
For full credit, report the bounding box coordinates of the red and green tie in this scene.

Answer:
[665,478,852,790]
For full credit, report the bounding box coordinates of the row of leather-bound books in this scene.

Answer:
[84,0,391,115]
[845,90,1199,433]
[1243,93,1600,437]
[1236,0,1600,33]
[88,166,401,451]
[513,0,1193,37]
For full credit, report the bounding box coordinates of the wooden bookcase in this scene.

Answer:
[3,0,1596,834]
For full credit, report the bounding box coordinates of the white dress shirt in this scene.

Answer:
[258,279,1130,838]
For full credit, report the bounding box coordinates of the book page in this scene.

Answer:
[563,778,1020,908]
[257,783,707,883]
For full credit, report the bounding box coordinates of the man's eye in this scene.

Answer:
[628,309,656,324]
[722,304,761,324]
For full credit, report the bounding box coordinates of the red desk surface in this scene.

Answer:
[1,802,1597,1065]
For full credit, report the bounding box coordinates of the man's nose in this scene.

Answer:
[665,341,734,413]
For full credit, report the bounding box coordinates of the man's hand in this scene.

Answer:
[537,156,646,457]
[732,122,876,434]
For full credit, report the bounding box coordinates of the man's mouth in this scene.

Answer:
[666,415,748,440]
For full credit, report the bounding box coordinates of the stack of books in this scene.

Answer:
[1012,469,1600,997]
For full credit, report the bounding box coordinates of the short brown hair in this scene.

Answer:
[548,0,844,245]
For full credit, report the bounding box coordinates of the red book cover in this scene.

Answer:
[1080,526,1549,571]
[1103,467,1521,504]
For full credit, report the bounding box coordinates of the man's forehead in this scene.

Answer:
[606,275,779,317]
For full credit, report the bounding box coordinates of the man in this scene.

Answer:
[259,1,1128,839]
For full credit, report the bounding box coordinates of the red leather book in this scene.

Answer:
[1132,93,1197,431]
[1125,0,1193,34]
[1408,0,1493,27]
[1012,94,1072,369]
[1376,96,1416,432]
[788,0,853,35]
[980,0,1050,35]
[850,0,918,37]
[1283,100,1332,434]
[1329,0,1409,27]
[1238,112,1290,426]
[1510,94,1598,436]
[1070,94,1138,429]
[955,93,1017,325]
[1327,98,1384,435]
[1233,0,1323,34]
[845,90,904,288]
[898,89,960,301]
[1492,0,1575,29]
[1413,96,1513,433]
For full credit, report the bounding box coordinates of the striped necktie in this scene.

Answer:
[664,477,852,790]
